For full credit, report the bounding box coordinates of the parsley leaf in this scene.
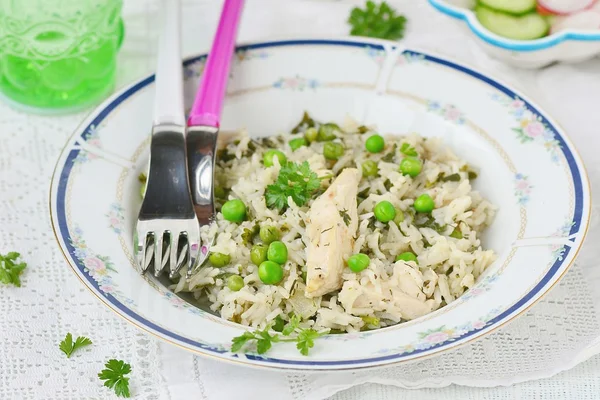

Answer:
[266,161,320,210]
[296,329,324,356]
[230,318,328,356]
[339,209,351,227]
[98,359,132,398]
[400,142,418,157]
[231,331,256,353]
[0,252,27,287]
[348,1,407,41]
[282,314,301,336]
[59,333,92,358]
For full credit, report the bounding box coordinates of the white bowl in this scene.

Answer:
[50,37,590,370]
[429,0,600,68]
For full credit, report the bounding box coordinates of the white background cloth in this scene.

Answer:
[1,0,600,399]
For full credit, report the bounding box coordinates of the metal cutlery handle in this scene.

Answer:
[140,125,196,220]
[153,0,185,127]
[186,126,218,223]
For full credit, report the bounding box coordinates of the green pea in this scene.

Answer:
[361,160,378,177]
[365,134,385,153]
[221,199,246,222]
[263,150,287,167]
[259,225,280,244]
[399,157,422,177]
[267,241,288,264]
[140,182,146,199]
[450,228,463,239]
[317,124,337,142]
[209,252,231,267]
[258,261,284,285]
[347,253,370,272]
[323,142,345,160]
[393,208,405,225]
[289,137,307,151]
[374,201,396,223]
[414,194,435,213]
[396,252,418,263]
[250,244,269,265]
[305,127,318,143]
[226,275,244,291]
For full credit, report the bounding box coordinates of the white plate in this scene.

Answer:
[50,38,590,370]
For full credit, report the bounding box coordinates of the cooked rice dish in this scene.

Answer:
[173,113,496,333]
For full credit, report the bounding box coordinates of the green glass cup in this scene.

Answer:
[0,0,124,113]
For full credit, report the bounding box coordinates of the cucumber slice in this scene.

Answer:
[479,0,537,14]
[476,6,550,40]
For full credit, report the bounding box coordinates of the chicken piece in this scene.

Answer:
[305,168,360,297]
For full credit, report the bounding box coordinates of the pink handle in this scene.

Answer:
[188,0,245,127]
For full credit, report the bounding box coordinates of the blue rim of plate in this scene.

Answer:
[429,0,600,52]
[51,38,589,369]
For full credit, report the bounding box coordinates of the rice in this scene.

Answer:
[174,117,497,332]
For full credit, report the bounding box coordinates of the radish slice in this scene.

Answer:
[550,9,600,33]
[537,3,559,15]
[538,0,597,15]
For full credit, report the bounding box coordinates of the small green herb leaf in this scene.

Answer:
[59,333,92,358]
[381,143,397,163]
[98,359,132,398]
[441,173,461,182]
[0,252,27,287]
[282,314,301,336]
[291,111,316,134]
[266,161,320,210]
[348,1,407,41]
[296,329,323,356]
[339,209,351,227]
[231,331,256,353]
[272,315,286,332]
[400,142,418,157]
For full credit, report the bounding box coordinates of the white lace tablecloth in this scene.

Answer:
[2,0,600,399]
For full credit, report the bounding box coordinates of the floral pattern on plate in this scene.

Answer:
[106,202,125,234]
[235,49,269,62]
[375,308,502,355]
[273,75,320,91]
[426,101,465,125]
[492,93,562,163]
[514,173,533,206]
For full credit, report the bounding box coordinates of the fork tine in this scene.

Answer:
[143,239,154,274]
[153,232,166,277]
[134,229,146,273]
[135,229,153,274]
[169,232,182,278]
[186,237,202,281]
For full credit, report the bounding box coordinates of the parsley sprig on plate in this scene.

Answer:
[231,315,328,356]
[348,1,407,41]
[59,333,93,358]
[266,161,320,210]
[98,359,133,398]
[0,252,27,287]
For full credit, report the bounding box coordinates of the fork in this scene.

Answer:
[185,0,245,279]
[134,0,200,278]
